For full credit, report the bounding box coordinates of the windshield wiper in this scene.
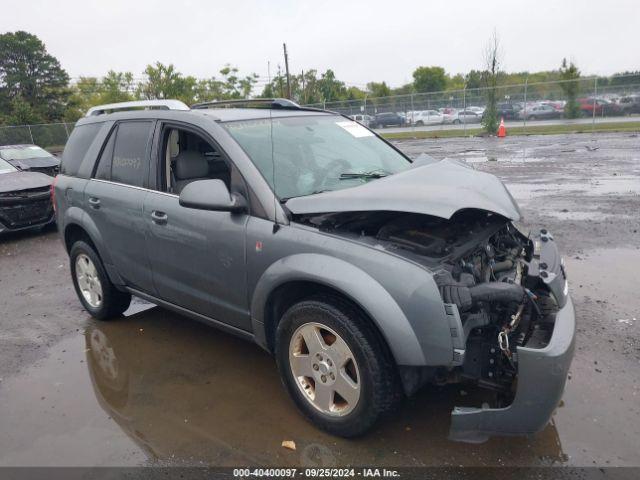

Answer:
[281,189,330,202]
[339,169,390,180]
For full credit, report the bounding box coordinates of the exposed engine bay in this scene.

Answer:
[295,209,566,402]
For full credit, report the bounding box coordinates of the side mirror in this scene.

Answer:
[178,179,247,213]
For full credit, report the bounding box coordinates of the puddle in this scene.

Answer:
[506,176,640,200]
[463,155,546,164]
[0,306,569,467]
[540,210,632,221]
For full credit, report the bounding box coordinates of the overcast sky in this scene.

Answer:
[4,0,639,88]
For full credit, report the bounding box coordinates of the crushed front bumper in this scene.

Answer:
[449,295,576,443]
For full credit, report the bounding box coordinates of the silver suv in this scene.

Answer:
[54,99,575,441]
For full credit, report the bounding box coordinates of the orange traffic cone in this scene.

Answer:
[497,117,506,138]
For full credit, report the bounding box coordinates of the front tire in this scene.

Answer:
[275,295,400,437]
[70,241,131,320]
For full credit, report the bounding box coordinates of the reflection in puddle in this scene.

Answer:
[84,307,568,466]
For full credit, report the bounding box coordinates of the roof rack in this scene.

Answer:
[191,98,301,110]
[86,99,190,117]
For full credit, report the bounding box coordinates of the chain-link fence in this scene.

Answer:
[1,76,639,150]
[304,75,640,132]
[0,122,75,152]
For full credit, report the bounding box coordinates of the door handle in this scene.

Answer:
[88,197,101,209]
[151,210,168,225]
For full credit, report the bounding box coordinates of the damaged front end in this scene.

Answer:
[432,219,575,443]
[0,186,54,233]
[295,208,575,442]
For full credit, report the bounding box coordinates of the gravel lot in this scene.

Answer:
[0,132,638,467]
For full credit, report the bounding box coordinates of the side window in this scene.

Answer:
[94,126,117,180]
[111,121,153,187]
[61,123,102,176]
[157,126,232,195]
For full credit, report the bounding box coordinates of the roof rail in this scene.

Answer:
[86,99,190,117]
[191,98,301,110]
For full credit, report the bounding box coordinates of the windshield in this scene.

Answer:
[0,146,52,161]
[0,158,18,174]
[223,115,411,200]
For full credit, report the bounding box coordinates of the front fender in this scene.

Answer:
[250,253,427,366]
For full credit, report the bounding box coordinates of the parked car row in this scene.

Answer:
[350,93,640,129]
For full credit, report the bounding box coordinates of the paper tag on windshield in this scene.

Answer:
[336,121,374,138]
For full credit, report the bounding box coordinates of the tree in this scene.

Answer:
[463,70,484,91]
[412,66,447,93]
[559,58,581,118]
[317,69,346,103]
[64,71,135,121]
[366,81,391,98]
[137,62,197,104]
[0,31,70,123]
[4,96,43,125]
[100,71,135,103]
[610,71,640,86]
[218,64,259,99]
[481,31,502,134]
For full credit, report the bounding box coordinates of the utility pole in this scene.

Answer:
[283,43,292,99]
[301,70,305,104]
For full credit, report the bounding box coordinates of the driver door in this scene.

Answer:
[143,123,251,331]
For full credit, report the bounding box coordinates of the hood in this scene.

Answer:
[0,171,53,194]
[285,159,521,221]
[8,156,60,170]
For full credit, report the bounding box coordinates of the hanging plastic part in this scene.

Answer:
[498,330,510,356]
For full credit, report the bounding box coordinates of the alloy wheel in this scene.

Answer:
[289,322,361,416]
[75,253,103,308]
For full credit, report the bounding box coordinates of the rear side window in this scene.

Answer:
[110,121,153,187]
[94,126,117,181]
[61,123,101,176]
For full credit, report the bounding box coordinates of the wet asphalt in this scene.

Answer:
[0,131,639,467]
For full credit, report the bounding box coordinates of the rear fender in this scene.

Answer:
[62,207,125,286]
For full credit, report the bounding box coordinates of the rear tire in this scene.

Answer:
[70,241,131,320]
[275,295,401,437]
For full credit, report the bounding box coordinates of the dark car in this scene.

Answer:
[55,98,575,441]
[0,157,54,234]
[369,112,405,128]
[495,103,521,120]
[0,144,61,177]
[619,95,640,114]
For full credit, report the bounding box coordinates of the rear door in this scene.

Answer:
[84,120,155,292]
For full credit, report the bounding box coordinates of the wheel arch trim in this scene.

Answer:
[250,253,427,366]
[62,209,125,286]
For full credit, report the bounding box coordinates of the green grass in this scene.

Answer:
[381,121,640,140]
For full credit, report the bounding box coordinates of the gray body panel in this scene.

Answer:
[449,297,576,442]
[83,179,153,291]
[285,159,522,221]
[54,105,575,441]
[143,190,250,330]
